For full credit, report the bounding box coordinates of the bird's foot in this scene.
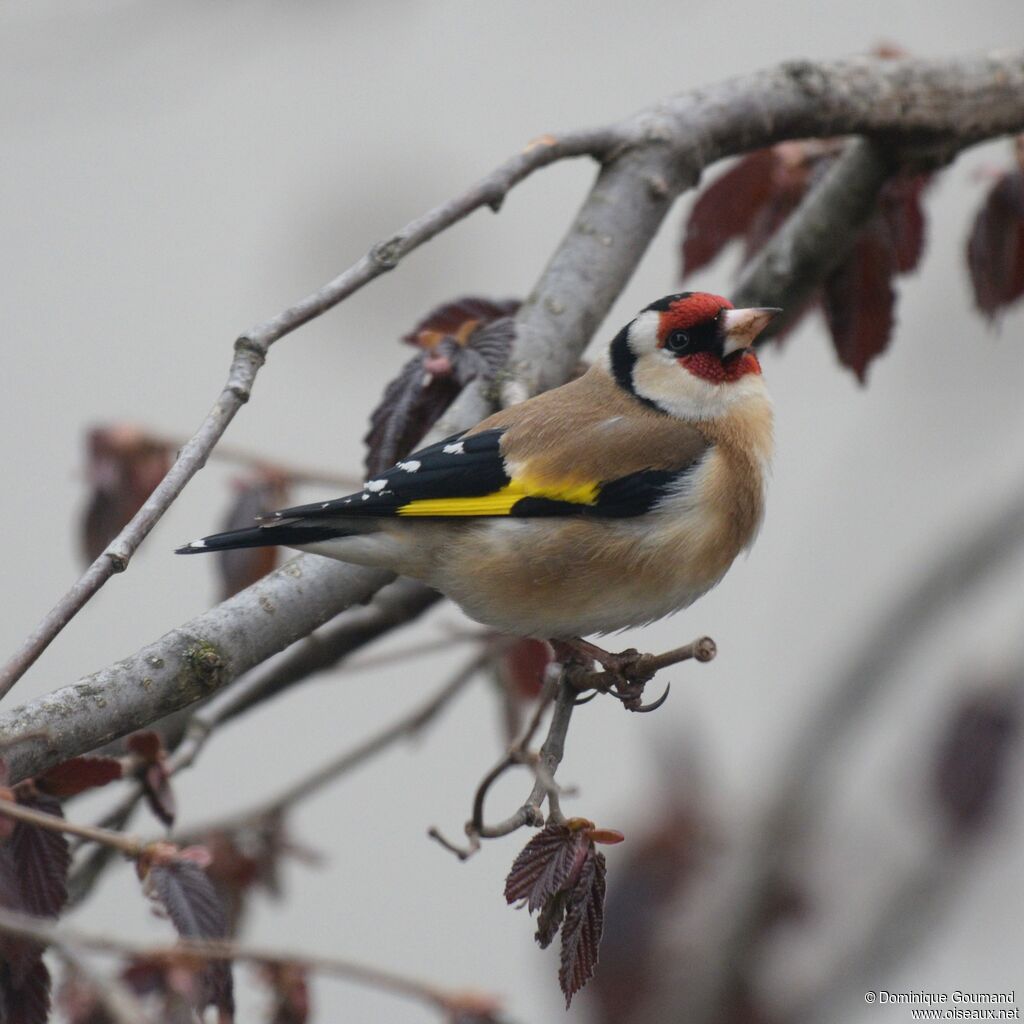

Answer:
[550,638,669,713]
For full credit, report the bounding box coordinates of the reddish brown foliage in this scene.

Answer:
[138,846,234,1019]
[81,424,171,563]
[967,140,1024,319]
[261,963,311,1024]
[680,142,931,381]
[216,470,290,599]
[126,731,177,827]
[35,756,123,799]
[505,819,613,1006]
[0,793,70,1024]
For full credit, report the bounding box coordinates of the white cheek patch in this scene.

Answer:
[631,358,770,420]
[397,460,421,473]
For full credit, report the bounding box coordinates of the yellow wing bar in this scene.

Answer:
[396,475,600,517]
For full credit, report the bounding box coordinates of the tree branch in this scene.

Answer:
[735,137,894,327]
[0,130,618,703]
[0,795,146,858]
[3,52,1024,780]
[430,636,717,858]
[66,578,442,905]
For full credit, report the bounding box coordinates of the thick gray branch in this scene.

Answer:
[3,52,1024,781]
[734,137,893,322]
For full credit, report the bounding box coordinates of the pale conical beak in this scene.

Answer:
[720,307,783,356]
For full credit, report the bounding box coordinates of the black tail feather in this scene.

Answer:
[175,520,357,555]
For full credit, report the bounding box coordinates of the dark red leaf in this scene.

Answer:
[81,425,171,564]
[0,795,69,1021]
[742,140,840,261]
[201,830,264,934]
[535,887,570,950]
[504,824,589,913]
[0,957,51,1024]
[126,730,163,762]
[822,214,898,382]
[933,689,1019,837]
[400,297,519,348]
[8,795,70,919]
[681,150,778,276]
[967,167,1024,318]
[498,639,551,701]
[558,849,607,1008]
[262,963,311,1024]
[216,471,290,600]
[146,859,234,1017]
[142,763,176,829]
[678,138,931,382]
[126,731,176,827]
[365,301,518,477]
[36,756,123,799]
[880,173,931,274]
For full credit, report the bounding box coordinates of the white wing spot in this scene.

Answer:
[344,498,352,504]
[321,502,330,509]
[189,539,206,549]
[442,442,465,455]
[365,479,387,493]
[361,493,370,500]
[397,460,421,473]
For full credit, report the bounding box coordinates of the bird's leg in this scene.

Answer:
[551,638,664,712]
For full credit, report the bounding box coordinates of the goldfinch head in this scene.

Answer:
[608,292,780,417]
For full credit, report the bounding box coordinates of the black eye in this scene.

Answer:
[666,329,692,354]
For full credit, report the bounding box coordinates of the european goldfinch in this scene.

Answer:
[178,293,778,641]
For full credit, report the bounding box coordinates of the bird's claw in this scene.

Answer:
[628,681,671,713]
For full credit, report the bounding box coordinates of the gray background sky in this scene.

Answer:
[3,2,1023,1021]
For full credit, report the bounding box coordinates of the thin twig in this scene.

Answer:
[429,667,575,858]
[0,796,145,858]
[0,130,617,703]
[0,906,496,1018]
[430,636,718,858]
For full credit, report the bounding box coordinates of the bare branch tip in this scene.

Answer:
[426,825,479,861]
[695,636,718,662]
